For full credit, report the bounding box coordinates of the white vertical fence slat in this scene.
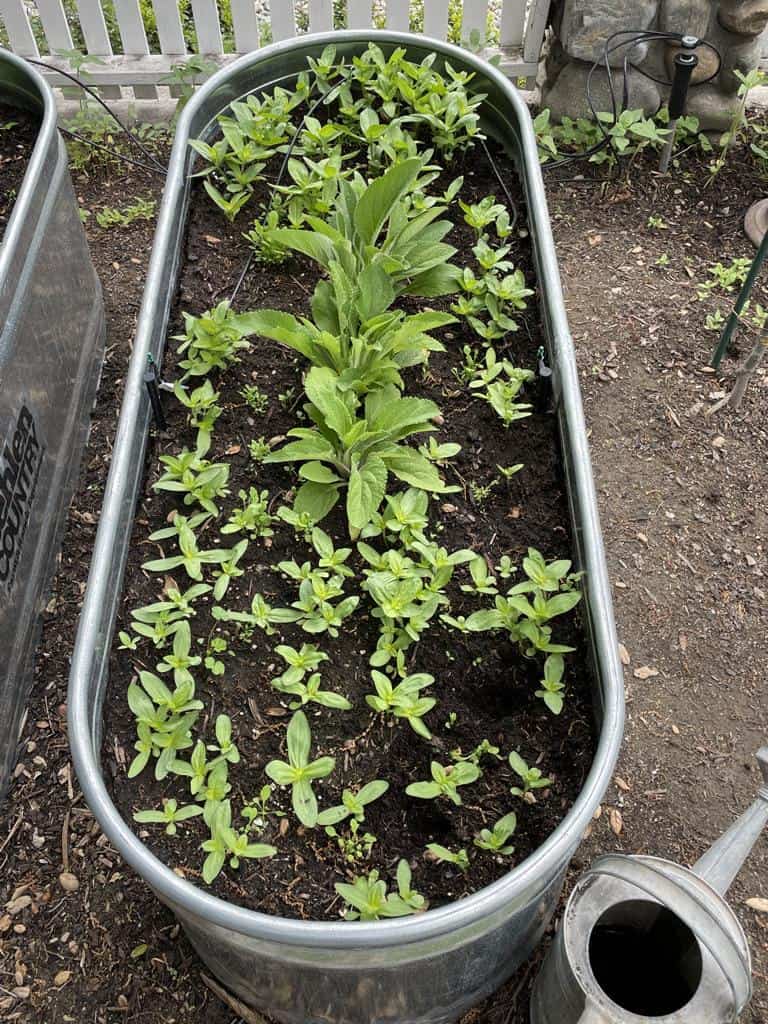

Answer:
[75,0,121,99]
[386,0,410,32]
[113,0,157,96]
[36,0,74,52]
[347,0,372,31]
[461,0,488,41]
[308,0,333,34]
[231,0,260,52]
[523,0,550,64]
[151,0,187,55]
[270,0,296,41]
[8,0,550,97]
[190,0,224,53]
[499,0,526,47]
[0,0,41,57]
[423,0,449,41]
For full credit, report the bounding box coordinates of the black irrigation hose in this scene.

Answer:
[479,137,519,232]
[25,56,167,173]
[542,29,723,171]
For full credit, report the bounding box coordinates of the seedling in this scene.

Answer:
[335,860,427,920]
[201,800,276,883]
[426,844,470,871]
[508,751,552,800]
[406,760,480,806]
[265,711,335,827]
[316,780,389,826]
[133,798,203,836]
[535,654,566,715]
[474,812,517,855]
[325,819,378,864]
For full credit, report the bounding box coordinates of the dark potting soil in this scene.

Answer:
[101,140,598,920]
[0,103,39,239]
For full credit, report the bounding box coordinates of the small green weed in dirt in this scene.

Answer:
[697,258,752,299]
[647,215,667,230]
[96,197,156,229]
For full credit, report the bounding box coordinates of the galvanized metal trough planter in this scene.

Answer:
[0,49,104,800]
[68,31,625,1024]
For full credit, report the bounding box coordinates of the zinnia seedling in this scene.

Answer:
[406,760,480,806]
[265,711,335,827]
[474,812,517,855]
[316,779,389,826]
[134,798,202,836]
[508,752,552,801]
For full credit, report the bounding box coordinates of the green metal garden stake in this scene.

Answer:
[711,225,768,369]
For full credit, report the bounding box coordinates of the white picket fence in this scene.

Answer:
[0,0,551,100]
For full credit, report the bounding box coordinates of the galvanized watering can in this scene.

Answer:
[531,747,768,1023]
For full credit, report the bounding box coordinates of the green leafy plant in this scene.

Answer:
[468,348,535,427]
[508,751,552,800]
[143,515,231,581]
[153,434,230,515]
[317,780,389,826]
[535,654,566,714]
[265,367,456,537]
[265,711,335,827]
[222,488,274,538]
[325,819,378,863]
[406,760,480,805]
[133,798,203,836]
[201,799,276,883]
[95,196,156,228]
[426,843,470,871]
[334,860,427,920]
[272,670,353,711]
[365,670,436,738]
[474,812,517,854]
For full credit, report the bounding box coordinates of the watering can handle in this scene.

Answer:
[585,855,751,1017]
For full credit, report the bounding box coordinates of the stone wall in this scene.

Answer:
[542,0,768,129]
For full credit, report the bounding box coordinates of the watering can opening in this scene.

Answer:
[588,898,703,1018]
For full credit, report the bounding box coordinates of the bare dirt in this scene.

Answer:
[0,135,765,1023]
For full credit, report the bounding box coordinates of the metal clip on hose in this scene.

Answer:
[659,36,699,173]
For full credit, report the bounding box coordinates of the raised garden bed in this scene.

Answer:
[0,50,104,800]
[68,31,624,1024]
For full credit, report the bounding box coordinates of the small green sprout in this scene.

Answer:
[406,760,480,806]
[535,654,566,715]
[265,710,335,827]
[335,860,427,920]
[133,798,203,836]
[201,800,276,883]
[474,812,517,855]
[207,714,240,765]
[509,751,552,800]
[317,780,389,826]
[426,844,470,871]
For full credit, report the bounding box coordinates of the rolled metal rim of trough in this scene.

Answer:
[0,49,58,269]
[68,30,625,949]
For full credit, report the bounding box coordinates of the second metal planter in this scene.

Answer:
[68,31,624,1024]
[0,48,105,799]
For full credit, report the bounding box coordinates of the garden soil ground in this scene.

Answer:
[0,104,39,238]
[0,133,765,1022]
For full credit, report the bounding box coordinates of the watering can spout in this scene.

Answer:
[692,747,768,896]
